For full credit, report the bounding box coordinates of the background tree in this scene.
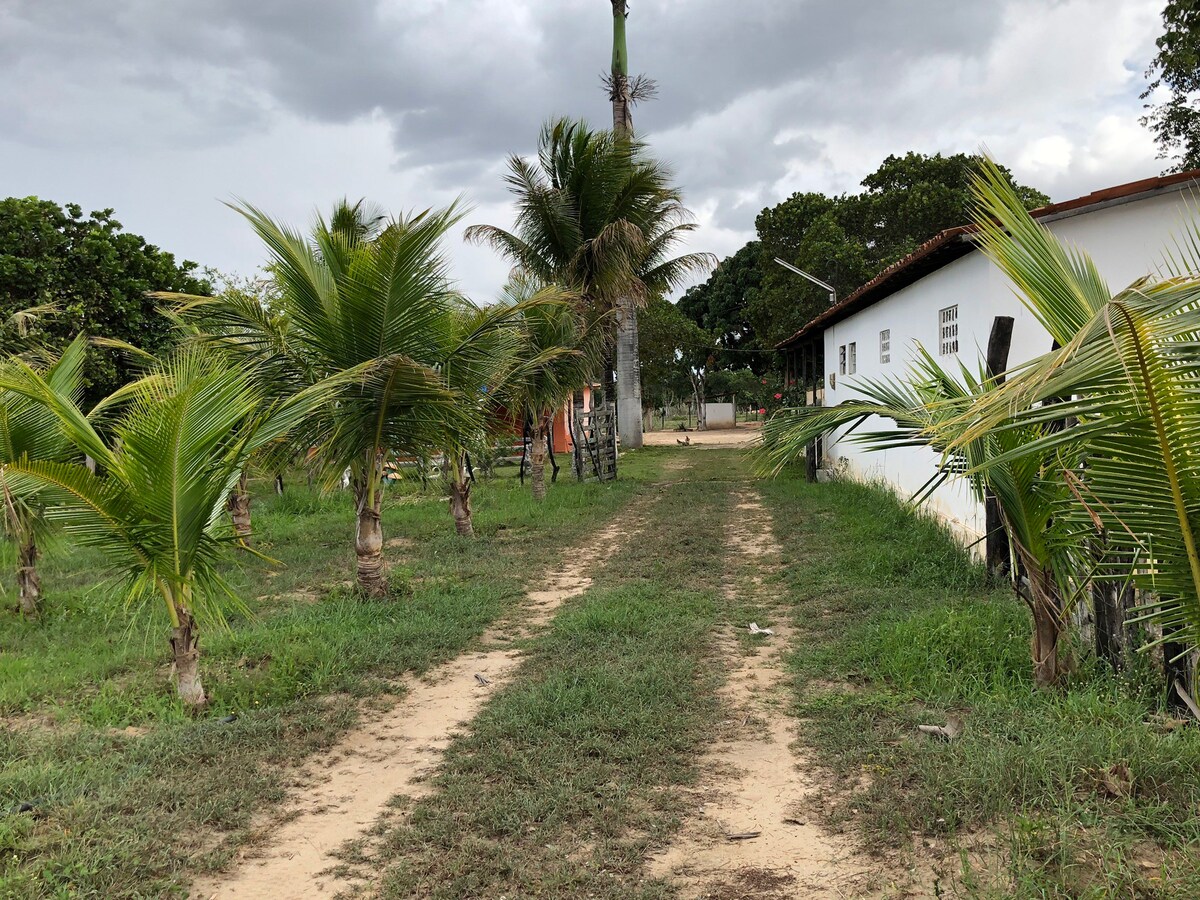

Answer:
[1143,0,1200,170]
[0,197,210,405]
[676,242,763,371]
[681,153,1048,357]
[637,293,712,416]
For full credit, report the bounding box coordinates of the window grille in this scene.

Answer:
[939,305,959,355]
[880,329,891,364]
[839,344,846,375]
[848,342,856,374]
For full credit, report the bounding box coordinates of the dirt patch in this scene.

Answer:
[191,512,649,900]
[648,490,919,898]
[642,423,762,449]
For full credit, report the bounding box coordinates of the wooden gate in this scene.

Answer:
[573,407,617,482]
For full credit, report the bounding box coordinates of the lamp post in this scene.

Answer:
[773,257,836,306]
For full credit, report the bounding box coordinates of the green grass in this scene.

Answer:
[759,471,1200,898]
[366,450,748,898]
[0,461,659,899]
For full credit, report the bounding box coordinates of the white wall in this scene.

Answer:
[821,188,1195,546]
[705,402,736,428]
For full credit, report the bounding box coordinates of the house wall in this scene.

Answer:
[821,188,1196,546]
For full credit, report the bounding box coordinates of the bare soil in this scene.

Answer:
[190,514,645,900]
[641,423,763,449]
[648,490,921,898]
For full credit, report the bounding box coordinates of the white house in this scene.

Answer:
[777,169,1200,548]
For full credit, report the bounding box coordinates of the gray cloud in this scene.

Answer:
[0,0,1169,301]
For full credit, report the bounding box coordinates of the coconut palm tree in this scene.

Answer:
[0,334,85,617]
[465,118,712,450]
[944,160,1200,663]
[0,350,331,708]
[176,200,472,596]
[435,299,530,537]
[504,282,604,502]
[759,346,1087,687]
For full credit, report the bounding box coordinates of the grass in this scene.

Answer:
[0,460,658,899]
[365,449,748,898]
[758,472,1200,898]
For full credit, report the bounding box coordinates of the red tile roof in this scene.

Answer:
[776,168,1200,349]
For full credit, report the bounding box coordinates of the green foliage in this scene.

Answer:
[636,294,710,408]
[0,197,210,404]
[761,473,1200,897]
[0,464,653,897]
[465,118,712,321]
[680,152,1048,356]
[1142,0,1200,170]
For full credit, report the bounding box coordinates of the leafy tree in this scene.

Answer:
[0,197,210,404]
[505,286,603,502]
[638,294,710,412]
[1142,0,1200,170]
[677,242,763,371]
[682,153,1048,356]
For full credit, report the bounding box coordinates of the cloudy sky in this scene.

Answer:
[0,0,1168,299]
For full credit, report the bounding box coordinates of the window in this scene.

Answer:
[839,344,846,375]
[939,305,959,355]
[880,329,891,364]
[848,341,857,374]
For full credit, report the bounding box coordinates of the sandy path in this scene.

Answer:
[191,513,644,900]
[648,489,893,899]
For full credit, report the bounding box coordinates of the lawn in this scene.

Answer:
[759,473,1200,898]
[0,458,658,898]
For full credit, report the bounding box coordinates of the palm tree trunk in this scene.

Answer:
[354,470,388,597]
[169,605,207,710]
[449,453,474,537]
[610,0,642,451]
[530,421,547,502]
[1016,546,1070,688]
[228,471,252,546]
[17,536,40,618]
[616,301,644,449]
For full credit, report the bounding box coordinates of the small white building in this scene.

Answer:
[778,169,1200,547]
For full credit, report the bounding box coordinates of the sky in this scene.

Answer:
[0,0,1169,301]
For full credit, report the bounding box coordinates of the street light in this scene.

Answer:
[773,257,836,306]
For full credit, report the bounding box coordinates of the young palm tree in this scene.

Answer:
[176,200,471,596]
[0,334,85,617]
[465,118,712,450]
[436,299,529,537]
[505,284,603,502]
[759,347,1087,687]
[945,161,1200,662]
[0,350,329,708]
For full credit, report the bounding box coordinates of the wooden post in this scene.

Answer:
[984,316,1014,577]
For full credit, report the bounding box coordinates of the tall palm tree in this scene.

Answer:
[176,200,471,597]
[465,118,711,450]
[0,334,85,617]
[0,350,330,708]
[504,281,603,502]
